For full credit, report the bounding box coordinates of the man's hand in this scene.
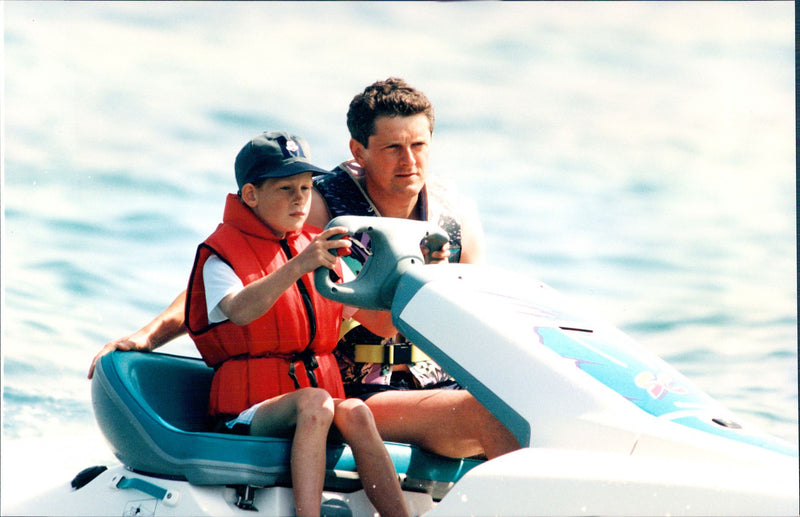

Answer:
[421,239,450,264]
[87,333,152,379]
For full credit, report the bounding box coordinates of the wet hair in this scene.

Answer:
[346,77,435,147]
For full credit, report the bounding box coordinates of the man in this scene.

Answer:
[89,78,520,460]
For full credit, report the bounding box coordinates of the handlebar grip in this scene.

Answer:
[422,232,449,256]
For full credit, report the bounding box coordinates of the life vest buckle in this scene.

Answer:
[353,343,430,365]
[288,350,319,389]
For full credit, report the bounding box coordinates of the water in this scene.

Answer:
[2,0,796,487]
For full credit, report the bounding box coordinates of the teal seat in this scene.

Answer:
[92,351,482,495]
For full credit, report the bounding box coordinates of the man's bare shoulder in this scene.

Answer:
[308,188,332,229]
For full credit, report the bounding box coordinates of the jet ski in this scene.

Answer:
[7,216,797,516]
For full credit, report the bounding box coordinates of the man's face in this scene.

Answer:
[354,113,431,200]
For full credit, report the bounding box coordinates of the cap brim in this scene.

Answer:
[250,160,330,181]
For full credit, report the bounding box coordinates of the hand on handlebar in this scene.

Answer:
[421,234,451,264]
[295,226,352,274]
[422,241,450,264]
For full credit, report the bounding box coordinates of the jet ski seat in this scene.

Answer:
[91,350,482,494]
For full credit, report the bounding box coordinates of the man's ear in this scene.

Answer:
[349,138,365,165]
[240,183,258,208]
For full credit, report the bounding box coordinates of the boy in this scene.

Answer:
[185,131,408,517]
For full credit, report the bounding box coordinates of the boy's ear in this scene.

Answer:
[240,183,258,207]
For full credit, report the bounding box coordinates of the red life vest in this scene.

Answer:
[186,193,345,416]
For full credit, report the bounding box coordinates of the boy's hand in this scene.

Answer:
[296,226,352,273]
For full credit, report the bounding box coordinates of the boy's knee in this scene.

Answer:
[337,399,376,434]
[296,388,334,425]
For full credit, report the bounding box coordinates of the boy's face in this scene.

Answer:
[242,171,313,238]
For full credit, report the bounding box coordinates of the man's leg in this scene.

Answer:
[364,389,520,459]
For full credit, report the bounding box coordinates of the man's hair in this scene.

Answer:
[347,77,435,147]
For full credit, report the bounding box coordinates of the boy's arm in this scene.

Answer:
[217,259,305,326]
[218,226,350,326]
[87,291,187,379]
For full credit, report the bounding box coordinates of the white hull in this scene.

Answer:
[430,448,798,516]
[8,447,797,517]
[6,463,429,517]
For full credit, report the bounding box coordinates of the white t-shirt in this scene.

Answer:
[202,254,358,323]
[203,255,244,323]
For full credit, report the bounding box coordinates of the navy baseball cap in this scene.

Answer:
[235,131,329,190]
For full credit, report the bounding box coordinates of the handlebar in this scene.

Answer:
[314,216,450,311]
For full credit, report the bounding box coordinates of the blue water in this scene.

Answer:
[3,0,796,455]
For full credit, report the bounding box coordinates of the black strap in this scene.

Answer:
[288,349,319,389]
[280,239,318,389]
[279,239,317,346]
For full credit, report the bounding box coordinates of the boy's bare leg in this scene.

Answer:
[250,389,335,516]
[333,398,409,517]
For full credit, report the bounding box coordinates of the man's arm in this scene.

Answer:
[352,309,397,338]
[87,291,188,379]
[457,197,486,265]
[307,188,333,229]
